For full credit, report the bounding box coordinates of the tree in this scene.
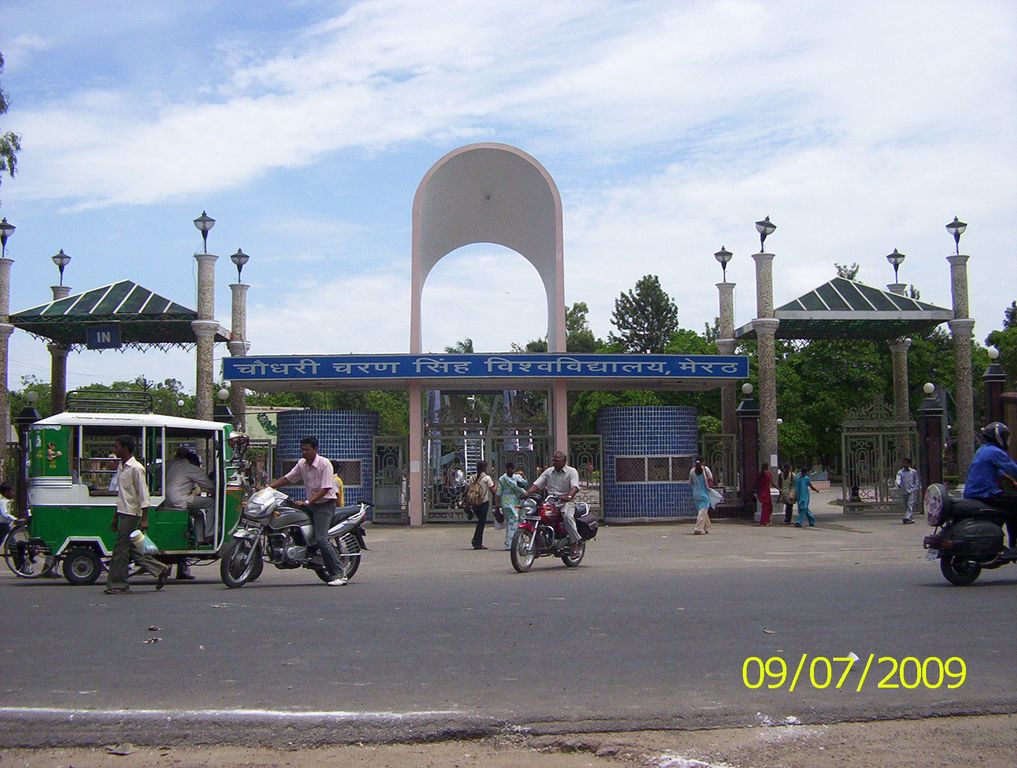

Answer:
[444,337,474,354]
[835,263,860,280]
[565,302,598,353]
[608,275,679,353]
[0,52,21,196]
[986,300,1017,387]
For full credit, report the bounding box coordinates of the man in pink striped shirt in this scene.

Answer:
[268,436,346,586]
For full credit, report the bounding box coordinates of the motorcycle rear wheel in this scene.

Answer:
[511,530,535,573]
[561,541,586,567]
[334,535,361,580]
[940,555,981,586]
[220,538,261,588]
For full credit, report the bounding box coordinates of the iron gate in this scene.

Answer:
[700,433,736,490]
[840,402,917,513]
[568,435,603,520]
[372,437,408,524]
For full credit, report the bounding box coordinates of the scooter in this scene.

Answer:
[922,483,1017,585]
[510,493,598,573]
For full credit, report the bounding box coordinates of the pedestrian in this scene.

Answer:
[498,462,529,551]
[777,464,796,525]
[465,460,496,550]
[266,436,347,586]
[104,434,170,595]
[757,462,774,526]
[793,466,819,528]
[896,457,921,525]
[689,458,714,534]
[0,483,16,545]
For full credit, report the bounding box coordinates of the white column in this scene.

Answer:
[0,257,13,470]
[716,281,737,436]
[408,382,423,526]
[947,254,975,477]
[752,252,779,466]
[193,253,218,422]
[48,285,72,414]
[228,283,249,431]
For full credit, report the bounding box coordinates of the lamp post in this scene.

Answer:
[230,248,250,283]
[751,217,779,469]
[945,216,967,256]
[885,248,905,287]
[193,211,215,254]
[14,391,40,516]
[0,217,15,476]
[945,216,974,479]
[51,249,71,287]
[192,212,218,421]
[228,249,251,431]
[755,216,776,253]
[213,386,234,424]
[714,245,732,282]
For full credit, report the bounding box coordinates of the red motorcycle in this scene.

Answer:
[510,493,598,572]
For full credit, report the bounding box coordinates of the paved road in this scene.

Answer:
[1,502,1015,745]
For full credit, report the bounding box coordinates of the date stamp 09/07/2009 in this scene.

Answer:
[742,653,966,693]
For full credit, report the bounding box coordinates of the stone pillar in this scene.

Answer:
[408,381,423,526]
[737,393,760,512]
[48,284,72,414]
[947,254,975,479]
[193,253,218,422]
[888,338,912,421]
[917,390,945,489]
[983,360,1006,425]
[751,252,779,467]
[228,283,249,431]
[0,257,13,473]
[716,281,737,436]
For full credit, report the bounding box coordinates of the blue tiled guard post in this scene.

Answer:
[597,406,698,522]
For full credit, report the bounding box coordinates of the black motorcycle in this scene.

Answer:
[922,483,1017,585]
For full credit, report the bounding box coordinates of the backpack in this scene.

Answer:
[464,474,488,508]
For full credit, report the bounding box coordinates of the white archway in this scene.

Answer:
[407,143,569,525]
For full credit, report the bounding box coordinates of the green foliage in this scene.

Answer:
[444,337,474,353]
[0,52,21,191]
[835,263,860,280]
[565,302,599,352]
[608,275,679,353]
[986,300,1017,387]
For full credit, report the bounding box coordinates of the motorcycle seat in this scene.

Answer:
[950,498,999,516]
[331,504,364,525]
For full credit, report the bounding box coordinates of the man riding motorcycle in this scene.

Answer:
[963,422,1017,549]
[527,451,582,558]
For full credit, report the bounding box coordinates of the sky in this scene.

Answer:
[1,0,1015,394]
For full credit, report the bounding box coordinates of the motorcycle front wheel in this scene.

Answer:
[561,541,586,567]
[511,529,536,573]
[940,555,981,586]
[220,538,261,588]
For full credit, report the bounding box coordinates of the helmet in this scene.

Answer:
[980,422,1010,451]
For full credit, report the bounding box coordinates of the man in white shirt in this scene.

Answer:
[528,451,582,556]
[105,434,170,594]
[895,457,921,525]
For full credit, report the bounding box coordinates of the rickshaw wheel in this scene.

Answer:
[63,547,102,586]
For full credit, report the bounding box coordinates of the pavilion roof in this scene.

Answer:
[10,280,230,350]
[734,277,954,340]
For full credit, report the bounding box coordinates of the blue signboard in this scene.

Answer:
[224,354,749,382]
[85,324,121,350]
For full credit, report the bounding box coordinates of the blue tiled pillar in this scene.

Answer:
[597,406,698,521]
[276,410,379,510]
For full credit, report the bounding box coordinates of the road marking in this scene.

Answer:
[0,706,461,720]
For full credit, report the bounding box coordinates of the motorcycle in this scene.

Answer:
[220,487,370,588]
[510,493,598,573]
[922,483,1017,586]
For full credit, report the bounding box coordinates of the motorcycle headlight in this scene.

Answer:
[245,487,285,520]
